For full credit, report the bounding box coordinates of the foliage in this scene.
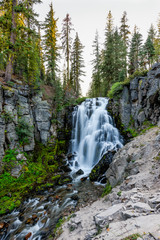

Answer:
[0,140,67,215]
[107,81,124,99]
[121,233,142,240]
[43,2,59,86]
[101,181,112,197]
[107,69,148,99]
[15,118,33,145]
[1,110,14,123]
[70,32,85,97]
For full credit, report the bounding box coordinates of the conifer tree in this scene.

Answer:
[91,30,102,96]
[143,36,155,68]
[70,32,85,97]
[119,11,130,76]
[113,28,126,82]
[154,17,160,62]
[129,26,143,74]
[101,11,114,94]
[61,13,73,84]
[4,0,17,82]
[43,3,59,85]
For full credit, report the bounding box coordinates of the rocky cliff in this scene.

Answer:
[0,80,52,165]
[108,63,160,131]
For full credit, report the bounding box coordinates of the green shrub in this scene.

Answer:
[101,181,112,197]
[1,110,14,123]
[15,119,33,145]
[121,233,142,240]
[108,69,148,99]
[108,82,124,99]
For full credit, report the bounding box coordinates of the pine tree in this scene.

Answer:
[113,28,126,83]
[0,0,42,85]
[61,13,73,84]
[120,11,130,46]
[119,11,130,76]
[43,3,59,85]
[4,0,17,82]
[91,30,102,96]
[129,26,143,74]
[70,32,85,97]
[101,11,114,95]
[154,16,160,62]
[143,36,155,68]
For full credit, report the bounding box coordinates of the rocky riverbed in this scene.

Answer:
[58,126,160,240]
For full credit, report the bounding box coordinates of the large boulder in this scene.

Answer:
[89,150,116,182]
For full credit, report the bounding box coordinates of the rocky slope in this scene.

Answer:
[57,125,160,240]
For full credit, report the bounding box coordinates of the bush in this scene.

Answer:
[101,181,112,197]
[108,69,148,99]
[15,119,33,145]
[108,82,124,99]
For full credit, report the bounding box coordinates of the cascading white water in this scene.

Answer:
[69,97,123,175]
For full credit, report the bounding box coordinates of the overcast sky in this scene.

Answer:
[35,0,160,96]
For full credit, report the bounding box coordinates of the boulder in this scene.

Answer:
[89,151,116,182]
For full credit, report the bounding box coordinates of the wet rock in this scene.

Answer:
[71,194,79,201]
[60,164,72,172]
[76,169,84,175]
[0,222,5,229]
[90,151,115,182]
[24,232,32,240]
[80,176,88,182]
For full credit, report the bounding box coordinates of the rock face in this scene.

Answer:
[0,81,52,166]
[108,63,160,130]
[57,127,160,240]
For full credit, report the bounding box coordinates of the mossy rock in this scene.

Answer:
[89,151,115,182]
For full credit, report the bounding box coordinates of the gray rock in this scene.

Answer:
[11,163,23,178]
[94,203,124,228]
[0,86,3,112]
[120,86,131,128]
[121,210,139,220]
[137,111,146,125]
[106,150,128,187]
[6,122,18,149]
[133,202,154,212]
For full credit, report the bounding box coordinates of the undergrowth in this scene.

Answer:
[0,140,66,215]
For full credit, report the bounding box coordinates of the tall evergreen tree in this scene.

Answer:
[4,0,17,82]
[113,28,126,82]
[142,36,155,68]
[61,13,73,84]
[91,30,102,97]
[101,11,114,95]
[0,0,42,84]
[129,26,143,74]
[119,11,130,76]
[43,3,59,85]
[70,32,85,97]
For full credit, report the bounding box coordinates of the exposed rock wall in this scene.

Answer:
[0,81,52,163]
[108,63,160,130]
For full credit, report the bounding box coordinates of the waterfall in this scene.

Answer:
[69,98,123,175]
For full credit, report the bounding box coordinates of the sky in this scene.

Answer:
[35,0,160,96]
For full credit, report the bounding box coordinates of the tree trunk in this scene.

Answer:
[5,0,17,82]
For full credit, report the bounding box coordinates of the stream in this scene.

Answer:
[0,98,123,240]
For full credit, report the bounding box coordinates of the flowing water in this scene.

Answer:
[69,97,123,177]
[0,98,123,240]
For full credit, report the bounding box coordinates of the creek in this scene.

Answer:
[0,98,123,240]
